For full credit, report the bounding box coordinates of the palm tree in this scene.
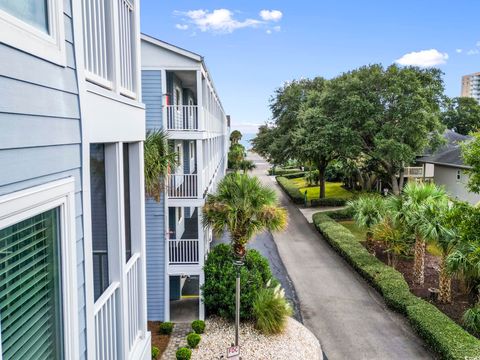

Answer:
[203,173,287,346]
[349,195,386,249]
[421,201,456,303]
[144,129,177,201]
[396,182,448,285]
[203,173,287,258]
[230,130,242,145]
[238,160,256,174]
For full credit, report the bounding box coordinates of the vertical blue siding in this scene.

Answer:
[0,0,86,357]
[142,70,166,320]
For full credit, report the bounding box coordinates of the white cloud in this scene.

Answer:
[266,29,272,35]
[456,48,463,53]
[395,49,448,67]
[273,25,281,32]
[175,9,262,33]
[175,24,189,30]
[467,49,480,55]
[259,10,283,22]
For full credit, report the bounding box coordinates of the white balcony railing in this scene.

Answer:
[168,239,199,264]
[126,253,141,352]
[404,167,424,178]
[118,0,135,96]
[94,282,120,360]
[168,174,198,198]
[166,105,199,131]
[82,0,112,88]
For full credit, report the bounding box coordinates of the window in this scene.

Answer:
[177,207,182,223]
[175,89,181,110]
[90,144,109,300]
[0,208,63,359]
[190,142,195,161]
[0,179,78,359]
[0,0,48,32]
[123,143,132,262]
[457,170,462,181]
[0,0,65,64]
[176,144,182,169]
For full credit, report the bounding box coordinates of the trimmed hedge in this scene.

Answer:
[313,212,480,360]
[276,176,304,204]
[310,198,348,207]
[282,171,307,179]
[268,168,302,176]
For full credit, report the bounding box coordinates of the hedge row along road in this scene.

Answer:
[247,152,431,360]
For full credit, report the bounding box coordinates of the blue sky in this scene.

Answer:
[141,1,480,134]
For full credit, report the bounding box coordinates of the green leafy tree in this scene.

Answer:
[323,64,445,195]
[251,124,275,160]
[228,143,246,170]
[203,173,288,258]
[442,97,480,135]
[144,130,177,201]
[293,86,357,198]
[230,130,242,145]
[462,133,480,195]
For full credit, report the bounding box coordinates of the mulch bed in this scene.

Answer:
[368,241,477,334]
[148,321,170,358]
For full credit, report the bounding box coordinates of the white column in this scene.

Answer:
[161,69,168,130]
[198,209,205,321]
[196,70,204,131]
[197,139,204,198]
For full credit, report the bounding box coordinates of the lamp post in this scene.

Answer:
[233,258,244,346]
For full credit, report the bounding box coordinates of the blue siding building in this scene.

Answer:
[0,0,150,359]
[141,34,229,322]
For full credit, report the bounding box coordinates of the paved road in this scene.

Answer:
[248,152,432,360]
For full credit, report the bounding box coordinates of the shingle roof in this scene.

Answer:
[418,129,472,169]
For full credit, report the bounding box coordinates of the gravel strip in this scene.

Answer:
[193,317,322,360]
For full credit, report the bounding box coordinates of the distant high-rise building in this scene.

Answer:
[461,72,480,102]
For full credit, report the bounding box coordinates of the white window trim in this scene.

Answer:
[0,0,66,65]
[0,178,78,359]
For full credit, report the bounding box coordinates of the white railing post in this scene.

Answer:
[196,70,204,131]
[196,139,204,198]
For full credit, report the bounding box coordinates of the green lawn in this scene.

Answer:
[337,220,366,242]
[289,178,353,201]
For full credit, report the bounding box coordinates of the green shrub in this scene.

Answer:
[203,244,276,320]
[322,207,354,220]
[463,305,480,336]
[186,333,201,349]
[313,211,480,359]
[408,302,480,359]
[282,171,306,179]
[253,282,292,334]
[191,320,205,334]
[276,176,304,204]
[310,198,348,207]
[159,322,174,335]
[152,346,160,360]
[175,347,191,360]
[305,170,320,185]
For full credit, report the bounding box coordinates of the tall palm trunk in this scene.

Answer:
[413,233,425,285]
[438,255,452,303]
[366,231,374,251]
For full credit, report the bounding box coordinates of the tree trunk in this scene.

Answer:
[366,231,374,252]
[438,255,452,303]
[391,175,400,195]
[413,233,425,285]
[318,166,326,199]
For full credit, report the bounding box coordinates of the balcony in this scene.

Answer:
[167,174,198,198]
[166,105,199,131]
[168,239,199,264]
[404,167,424,178]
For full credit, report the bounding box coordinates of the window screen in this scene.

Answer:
[0,0,49,33]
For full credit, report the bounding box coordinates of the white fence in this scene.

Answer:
[94,282,120,360]
[168,174,198,198]
[168,239,199,264]
[166,105,199,131]
[126,253,141,352]
[118,0,135,96]
[404,167,424,178]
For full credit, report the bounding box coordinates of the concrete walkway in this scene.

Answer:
[248,152,432,360]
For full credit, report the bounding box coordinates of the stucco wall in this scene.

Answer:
[433,165,480,205]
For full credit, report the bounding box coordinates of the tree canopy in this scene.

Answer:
[442,97,480,135]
